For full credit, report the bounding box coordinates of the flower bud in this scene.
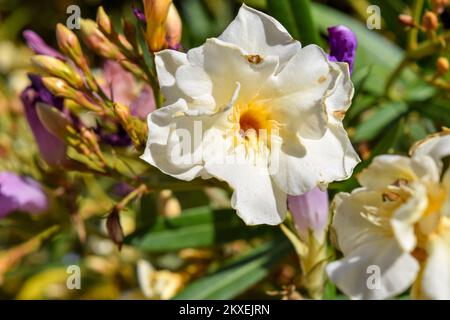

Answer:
[56,24,88,71]
[80,19,124,60]
[42,77,101,112]
[436,56,449,74]
[143,0,173,52]
[23,30,65,59]
[106,207,124,250]
[432,0,449,14]
[287,187,329,243]
[41,77,78,100]
[165,4,182,50]
[422,11,439,31]
[133,7,146,24]
[398,14,415,27]
[96,6,113,35]
[31,55,84,88]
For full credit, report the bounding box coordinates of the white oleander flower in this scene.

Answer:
[141,4,359,225]
[327,130,450,300]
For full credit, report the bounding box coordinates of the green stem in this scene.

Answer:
[385,31,450,96]
[384,57,409,97]
[407,0,425,50]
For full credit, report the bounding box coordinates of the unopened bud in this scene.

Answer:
[42,77,101,112]
[398,14,415,27]
[114,102,131,123]
[106,207,124,250]
[422,11,439,31]
[56,24,88,71]
[80,19,124,60]
[96,6,113,35]
[432,0,449,14]
[81,127,99,146]
[165,4,182,50]
[143,0,173,52]
[41,77,78,100]
[32,55,84,88]
[437,57,449,74]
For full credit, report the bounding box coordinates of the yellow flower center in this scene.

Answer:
[229,101,279,153]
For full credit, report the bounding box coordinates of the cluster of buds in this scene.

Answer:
[396,1,450,93]
[114,103,148,151]
[432,0,449,14]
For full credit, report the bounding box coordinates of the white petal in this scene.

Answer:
[197,38,279,107]
[324,61,354,125]
[175,64,215,111]
[140,99,220,181]
[271,124,359,195]
[391,183,428,252]
[218,4,301,70]
[411,130,450,174]
[204,136,287,225]
[327,239,419,300]
[419,228,450,299]
[258,45,336,139]
[155,50,188,105]
[358,155,417,190]
[328,190,419,299]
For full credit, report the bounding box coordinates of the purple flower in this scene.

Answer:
[21,75,68,166]
[0,172,48,218]
[96,125,132,147]
[102,60,155,120]
[287,187,329,242]
[132,7,146,24]
[23,30,65,59]
[327,25,357,73]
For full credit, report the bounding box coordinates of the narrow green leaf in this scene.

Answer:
[353,101,408,143]
[267,0,299,39]
[173,238,292,299]
[290,0,321,46]
[127,207,272,252]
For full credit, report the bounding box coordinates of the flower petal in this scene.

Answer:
[258,45,335,140]
[218,4,300,70]
[326,239,419,299]
[181,38,279,109]
[271,124,359,195]
[287,187,329,242]
[418,228,450,299]
[410,130,450,174]
[204,136,287,225]
[155,49,189,105]
[358,155,417,190]
[391,183,428,252]
[0,172,48,218]
[141,99,209,180]
[327,190,419,299]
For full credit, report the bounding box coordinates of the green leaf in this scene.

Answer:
[127,206,272,252]
[353,101,408,143]
[173,238,292,299]
[290,0,322,46]
[267,0,299,39]
[414,99,450,126]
